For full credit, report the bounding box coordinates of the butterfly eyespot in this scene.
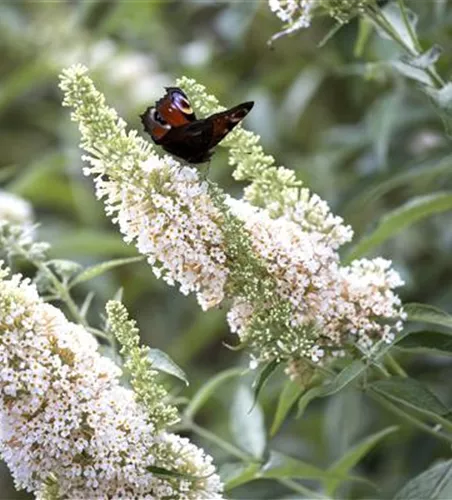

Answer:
[174,94,193,114]
[152,109,171,129]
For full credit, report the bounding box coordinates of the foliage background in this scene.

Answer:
[1,1,452,498]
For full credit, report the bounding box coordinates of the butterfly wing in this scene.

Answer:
[140,88,254,163]
[158,119,215,163]
[140,88,196,143]
[206,101,254,150]
[158,101,254,163]
[157,87,196,125]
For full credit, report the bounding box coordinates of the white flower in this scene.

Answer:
[88,153,229,311]
[227,198,404,361]
[0,191,33,227]
[61,66,405,377]
[269,0,317,28]
[0,268,223,499]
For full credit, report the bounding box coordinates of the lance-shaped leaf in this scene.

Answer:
[346,192,452,262]
[394,460,452,500]
[230,384,266,460]
[325,426,398,496]
[370,377,449,418]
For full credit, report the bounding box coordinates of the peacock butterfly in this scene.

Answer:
[140,87,254,164]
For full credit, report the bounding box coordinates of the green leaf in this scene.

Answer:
[298,361,367,417]
[370,377,449,418]
[260,451,330,481]
[324,390,364,460]
[80,291,95,319]
[396,330,452,357]
[377,3,418,53]
[403,45,443,70]
[280,66,324,131]
[393,460,452,500]
[260,451,368,488]
[342,155,452,223]
[391,61,433,85]
[184,368,243,420]
[366,93,401,167]
[404,303,452,331]
[230,384,266,460]
[251,359,279,410]
[0,58,55,113]
[354,17,373,57]
[70,256,144,287]
[221,462,261,491]
[147,348,189,386]
[346,192,452,262]
[270,379,303,437]
[325,426,398,496]
[424,83,452,136]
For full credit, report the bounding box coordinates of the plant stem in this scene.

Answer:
[385,353,407,377]
[278,478,328,499]
[369,389,452,445]
[188,420,252,462]
[34,260,88,328]
[187,420,331,498]
[396,0,445,86]
[397,0,422,52]
[365,3,444,89]
[278,478,330,499]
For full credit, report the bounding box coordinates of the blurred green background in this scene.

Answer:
[1,1,452,498]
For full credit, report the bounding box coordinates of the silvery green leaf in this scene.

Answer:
[147,348,189,386]
[377,3,418,53]
[230,384,266,459]
[402,45,443,70]
[391,61,433,85]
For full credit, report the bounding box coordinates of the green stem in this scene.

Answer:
[278,478,330,499]
[397,0,422,52]
[188,421,252,462]
[430,413,452,434]
[34,260,88,328]
[385,353,407,377]
[365,4,444,89]
[187,421,331,498]
[396,0,445,86]
[366,4,416,55]
[369,389,452,445]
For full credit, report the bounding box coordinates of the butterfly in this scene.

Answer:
[140,87,254,164]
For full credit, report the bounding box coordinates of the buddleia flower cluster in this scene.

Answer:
[268,0,375,42]
[178,77,405,362]
[0,265,223,499]
[60,65,405,378]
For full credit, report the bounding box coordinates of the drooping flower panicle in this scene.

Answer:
[0,265,223,499]
[60,65,405,375]
[61,65,229,311]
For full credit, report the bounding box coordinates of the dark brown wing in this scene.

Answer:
[207,101,254,150]
[141,91,254,163]
[158,119,215,163]
[158,101,254,163]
